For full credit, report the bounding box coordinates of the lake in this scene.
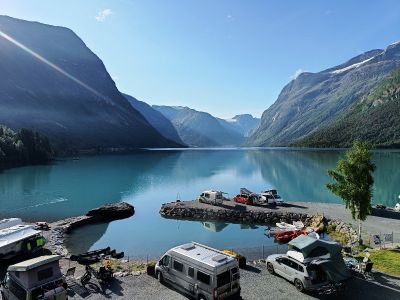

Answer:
[0,148,399,258]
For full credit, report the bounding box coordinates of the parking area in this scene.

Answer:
[64,262,400,300]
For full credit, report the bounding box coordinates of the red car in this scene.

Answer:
[234,194,254,205]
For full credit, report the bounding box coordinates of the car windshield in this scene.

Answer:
[275,195,282,199]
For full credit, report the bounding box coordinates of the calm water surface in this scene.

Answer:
[0,148,399,257]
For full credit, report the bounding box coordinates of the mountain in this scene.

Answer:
[153,106,244,147]
[0,15,179,149]
[123,94,185,146]
[248,42,400,146]
[294,66,400,148]
[218,114,260,137]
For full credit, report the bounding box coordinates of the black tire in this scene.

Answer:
[267,262,275,274]
[198,295,206,300]
[157,272,164,284]
[294,279,304,292]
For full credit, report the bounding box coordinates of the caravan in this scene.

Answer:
[155,242,241,300]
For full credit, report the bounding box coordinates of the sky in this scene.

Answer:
[1,1,400,118]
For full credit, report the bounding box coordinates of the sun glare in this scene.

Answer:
[0,29,110,102]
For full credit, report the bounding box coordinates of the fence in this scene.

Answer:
[369,231,398,248]
[123,244,288,263]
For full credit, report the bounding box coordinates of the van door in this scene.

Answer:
[196,270,212,300]
[159,255,172,281]
[171,259,195,295]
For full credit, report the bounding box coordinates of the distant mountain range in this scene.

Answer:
[152,106,260,147]
[248,41,400,147]
[294,66,400,148]
[0,15,181,150]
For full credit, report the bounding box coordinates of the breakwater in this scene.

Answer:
[160,200,312,225]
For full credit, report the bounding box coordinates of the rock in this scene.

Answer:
[87,202,135,220]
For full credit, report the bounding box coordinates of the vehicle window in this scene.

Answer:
[231,267,238,274]
[287,260,299,271]
[217,270,231,287]
[37,267,54,281]
[216,194,222,199]
[7,276,27,300]
[188,267,194,278]
[200,193,204,197]
[205,193,210,198]
[173,260,184,272]
[197,271,210,285]
[161,255,170,266]
[280,258,290,266]
[298,265,304,272]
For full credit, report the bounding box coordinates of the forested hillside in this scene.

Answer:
[294,67,400,148]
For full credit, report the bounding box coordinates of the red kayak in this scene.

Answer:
[275,230,306,243]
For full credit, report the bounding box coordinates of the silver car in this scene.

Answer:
[266,254,328,292]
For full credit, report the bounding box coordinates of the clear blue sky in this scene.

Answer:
[1,0,400,118]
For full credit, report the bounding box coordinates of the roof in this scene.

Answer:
[288,235,342,257]
[0,225,41,247]
[171,242,235,268]
[8,255,61,272]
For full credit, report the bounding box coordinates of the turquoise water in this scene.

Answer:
[0,148,399,257]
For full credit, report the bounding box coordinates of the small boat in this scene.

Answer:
[276,222,297,230]
[307,231,320,240]
[275,230,306,243]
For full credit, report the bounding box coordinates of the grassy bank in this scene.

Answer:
[363,248,400,277]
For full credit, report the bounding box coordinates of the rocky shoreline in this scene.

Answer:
[43,202,134,256]
[160,200,311,225]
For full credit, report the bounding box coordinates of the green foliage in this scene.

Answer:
[294,67,400,148]
[0,125,54,168]
[327,141,375,221]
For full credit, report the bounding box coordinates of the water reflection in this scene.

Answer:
[201,221,229,232]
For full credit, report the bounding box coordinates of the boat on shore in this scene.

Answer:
[275,230,307,243]
[276,221,304,230]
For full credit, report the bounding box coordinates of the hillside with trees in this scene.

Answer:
[0,125,55,168]
[294,67,400,148]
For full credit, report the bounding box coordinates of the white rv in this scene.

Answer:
[0,255,67,300]
[197,191,224,206]
[0,218,22,230]
[155,242,241,300]
[0,225,45,259]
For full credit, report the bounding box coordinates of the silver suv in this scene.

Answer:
[266,254,328,292]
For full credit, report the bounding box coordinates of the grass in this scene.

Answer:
[357,249,400,277]
[93,258,157,273]
[326,226,350,245]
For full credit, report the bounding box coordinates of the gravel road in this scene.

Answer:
[67,262,400,300]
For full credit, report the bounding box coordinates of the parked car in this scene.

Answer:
[266,254,328,292]
[260,189,284,205]
[198,190,224,206]
[233,193,253,205]
[0,255,67,300]
[155,242,241,300]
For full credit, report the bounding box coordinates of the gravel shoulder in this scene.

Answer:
[66,262,400,300]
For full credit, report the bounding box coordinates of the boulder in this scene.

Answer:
[87,202,135,221]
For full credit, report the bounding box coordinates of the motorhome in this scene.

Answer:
[197,190,224,206]
[0,255,67,300]
[0,218,22,230]
[0,225,45,259]
[155,242,241,300]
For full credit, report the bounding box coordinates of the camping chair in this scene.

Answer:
[64,267,77,288]
[358,262,373,280]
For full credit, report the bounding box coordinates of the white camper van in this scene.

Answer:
[0,255,67,300]
[197,191,224,206]
[155,242,241,300]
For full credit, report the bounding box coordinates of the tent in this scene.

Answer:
[288,235,351,282]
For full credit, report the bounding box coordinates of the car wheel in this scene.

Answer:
[198,295,206,300]
[267,262,275,274]
[157,272,164,284]
[294,279,304,292]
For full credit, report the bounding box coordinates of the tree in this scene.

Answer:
[327,141,375,244]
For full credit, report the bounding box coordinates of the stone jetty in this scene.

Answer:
[160,200,312,225]
[44,202,134,256]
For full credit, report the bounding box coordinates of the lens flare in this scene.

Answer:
[0,29,110,102]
